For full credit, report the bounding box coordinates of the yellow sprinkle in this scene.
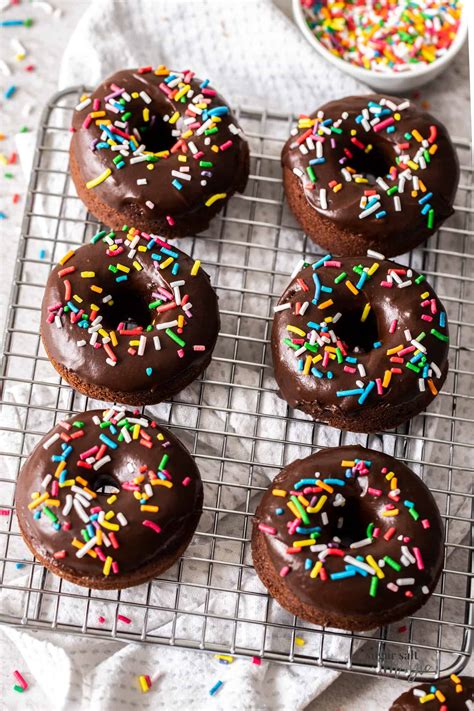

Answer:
[91,285,103,293]
[133,491,143,500]
[303,356,312,375]
[366,554,385,579]
[419,694,435,704]
[310,561,323,579]
[76,476,88,486]
[354,177,368,184]
[110,331,118,347]
[103,556,113,576]
[101,520,120,531]
[287,501,301,519]
[191,259,201,276]
[382,370,392,388]
[297,495,310,507]
[385,471,395,481]
[54,461,66,478]
[295,637,305,646]
[160,257,174,270]
[345,280,359,295]
[386,345,403,355]
[450,674,461,684]
[308,494,327,514]
[287,325,306,337]
[73,294,83,304]
[272,489,287,497]
[133,260,142,271]
[98,329,109,339]
[80,271,95,279]
[211,145,219,153]
[318,299,333,310]
[333,182,343,192]
[361,303,371,322]
[141,505,159,512]
[367,262,379,275]
[177,314,184,328]
[214,654,234,663]
[59,250,75,265]
[151,479,173,488]
[341,460,355,467]
[96,529,103,546]
[86,168,112,189]
[107,494,117,505]
[116,264,130,273]
[143,107,149,122]
[131,91,139,98]
[139,675,150,693]
[407,160,419,171]
[382,509,399,517]
[429,144,438,155]
[293,539,315,548]
[28,492,49,510]
[412,129,423,142]
[45,499,60,507]
[435,691,446,703]
[420,291,430,299]
[132,424,140,440]
[58,479,75,488]
[205,193,227,207]
[390,477,398,490]
[105,510,115,520]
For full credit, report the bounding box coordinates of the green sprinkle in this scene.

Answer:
[20,126,29,133]
[366,522,374,539]
[334,271,347,284]
[159,454,169,471]
[204,127,218,135]
[108,265,118,273]
[306,166,317,183]
[415,274,425,284]
[335,347,344,364]
[290,495,311,525]
[387,186,398,196]
[406,362,421,373]
[165,328,185,347]
[199,161,213,168]
[431,328,449,342]
[427,208,434,230]
[408,508,420,521]
[383,556,401,572]
[13,685,24,693]
[369,576,379,597]
[148,299,162,309]
[43,506,57,522]
[283,338,299,350]
[73,420,84,427]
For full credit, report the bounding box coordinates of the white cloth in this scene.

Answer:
[1,1,471,710]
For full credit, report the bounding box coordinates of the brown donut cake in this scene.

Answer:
[272,252,449,432]
[41,226,220,405]
[282,95,459,257]
[252,446,444,631]
[16,408,203,589]
[390,675,474,710]
[70,65,249,238]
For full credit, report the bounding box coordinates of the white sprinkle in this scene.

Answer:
[367,249,385,260]
[62,494,73,516]
[411,339,427,353]
[299,301,309,316]
[396,577,415,586]
[359,202,381,219]
[290,259,306,280]
[71,485,92,499]
[93,455,112,471]
[54,314,62,328]
[117,512,128,526]
[397,280,412,289]
[77,339,87,347]
[155,320,178,331]
[0,60,11,76]
[136,178,147,185]
[73,499,89,523]
[349,537,372,549]
[319,188,328,210]
[75,97,91,111]
[145,200,155,210]
[41,474,52,489]
[421,585,429,594]
[43,433,60,450]
[404,329,412,340]
[402,546,416,564]
[153,336,161,350]
[418,379,426,392]
[120,426,131,443]
[430,361,441,378]
[130,155,148,164]
[106,358,117,367]
[321,512,329,526]
[344,556,375,575]
[357,363,366,377]
[75,536,98,558]
[292,167,304,178]
[138,335,146,356]
[397,100,410,111]
[376,177,390,191]
[140,91,151,104]
[394,196,402,212]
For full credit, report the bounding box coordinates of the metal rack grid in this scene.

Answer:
[0,87,473,682]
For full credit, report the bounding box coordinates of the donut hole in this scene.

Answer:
[100,292,151,331]
[347,144,393,183]
[138,116,176,153]
[92,473,121,495]
[333,497,374,548]
[332,308,379,354]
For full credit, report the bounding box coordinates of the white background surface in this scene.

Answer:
[0,1,471,709]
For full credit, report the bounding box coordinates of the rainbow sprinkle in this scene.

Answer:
[300,0,462,72]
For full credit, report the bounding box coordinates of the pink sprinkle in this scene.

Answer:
[182,477,191,486]
[220,140,233,151]
[421,519,430,529]
[376,378,383,395]
[94,547,106,561]
[372,527,380,538]
[387,583,399,592]
[63,522,71,531]
[430,298,437,314]
[117,614,131,624]
[80,446,99,460]
[421,299,431,307]
[143,520,161,534]
[112,561,119,574]
[279,566,290,577]
[193,345,206,351]
[323,260,341,267]
[13,671,28,690]
[380,281,393,288]
[413,547,424,570]
[374,117,395,132]
[344,365,356,374]
[48,303,62,312]
[177,348,185,358]
[98,616,106,624]
[389,319,398,334]
[288,519,301,535]
[82,114,92,129]
[258,523,276,535]
[252,657,261,666]
[0,509,10,516]
[92,98,100,111]
[368,487,382,496]
[421,314,433,322]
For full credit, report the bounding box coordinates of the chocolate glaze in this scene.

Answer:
[390,676,474,710]
[16,409,203,587]
[272,255,449,423]
[41,228,220,399]
[253,446,444,620]
[281,94,459,246]
[70,67,249,222]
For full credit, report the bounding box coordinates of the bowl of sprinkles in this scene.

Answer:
[294,0,466,92]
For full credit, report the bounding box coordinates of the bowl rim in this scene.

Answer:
[292,0,468,82]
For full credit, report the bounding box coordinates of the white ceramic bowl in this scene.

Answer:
[293,0,468,94]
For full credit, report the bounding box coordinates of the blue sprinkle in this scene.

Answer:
[419,192,433,205]
[356,271,368,290]
[200,78,210,88]
[311,367,323,378]
[421,203,431,215]
[294,479,318,489]
[324,478,345,486]
[99,434,117,449]
[320,285,332,293]
[15,563,25,569]
[67,300,79,313]
[275,507,284,515]
[39,249,46,259]
[439,312,446,328]
[0,212,7,220]
[337,388,364,397]
[309,157,326,165]
[404,500,414,508]
[375,210,387,219]
[373,341,382,348]
[305,558,313,570]
[171,262,179,275]
[116,275,128,282]
[151,253,162,261]
[312,254,332,270]
[4,85,17,100]
[358,380,375,405]
[209,681,223,697]
[297,359,304,372]
[160,247,179,258]
[326,371,334,379]
[346,564,368,577]
[146,367,153,376]
[330,570,356,580]
[172,179,183,190]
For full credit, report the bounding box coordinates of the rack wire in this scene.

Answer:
[0,87,473,682]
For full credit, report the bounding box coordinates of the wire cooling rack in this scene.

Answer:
[0,87,473,682]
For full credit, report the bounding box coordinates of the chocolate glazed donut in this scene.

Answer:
[15,409,203,590]
[390,676,474,710]
[252,446,444,631]
[272,253,449,432]
[282,94,459,257]
[70,65,249,238]
[41,226,220,406]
